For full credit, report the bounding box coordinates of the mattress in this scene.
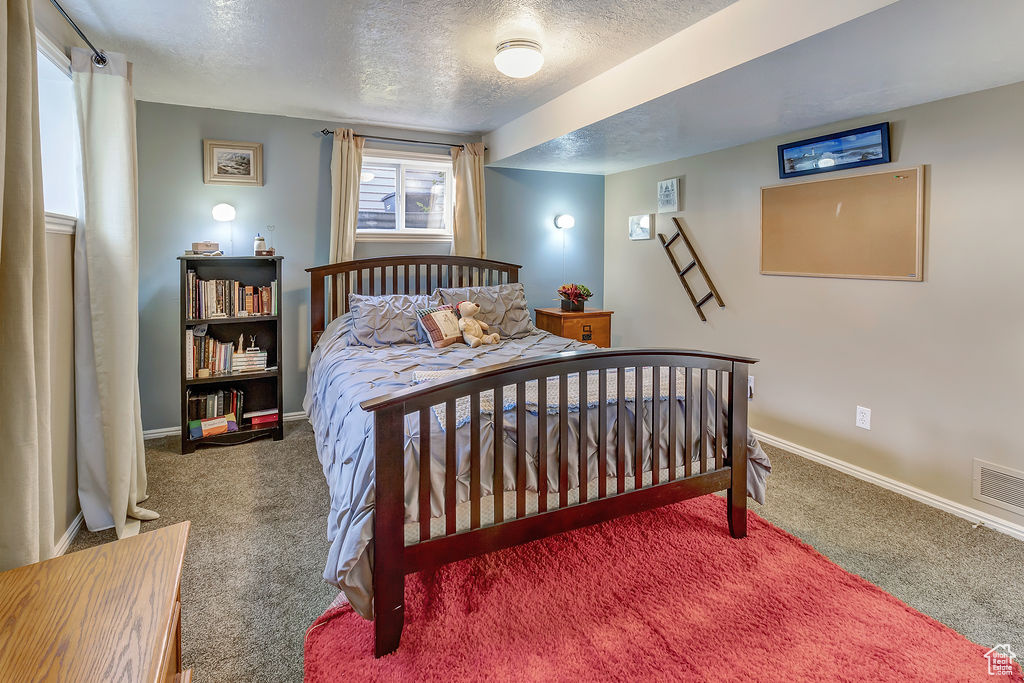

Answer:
[304,313,771,619]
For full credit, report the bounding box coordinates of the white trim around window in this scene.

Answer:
[45,212,77,235]
[356,147,454,243]
[36,30,71,76]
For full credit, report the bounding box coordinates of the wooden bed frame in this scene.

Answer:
[307,256,756,657]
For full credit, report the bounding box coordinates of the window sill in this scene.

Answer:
[45,212,77,235]
[356,231,452,244]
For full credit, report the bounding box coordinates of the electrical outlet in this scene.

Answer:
[856,406,871,430]
[747,375,755,400]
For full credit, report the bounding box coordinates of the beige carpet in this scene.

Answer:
[69,423,1023,682]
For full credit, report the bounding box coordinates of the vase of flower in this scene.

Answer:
[557,283,592,312]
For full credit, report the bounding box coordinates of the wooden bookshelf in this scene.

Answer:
[178,255,283,454]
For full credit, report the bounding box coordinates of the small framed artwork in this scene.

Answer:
[628,214,654,241]
[203,139,263,186]
[657,178,679,213]
[777,122,890,179]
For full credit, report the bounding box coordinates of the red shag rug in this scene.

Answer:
[305,496,1021,682]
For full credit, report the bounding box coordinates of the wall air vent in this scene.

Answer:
[973,459,1024,515]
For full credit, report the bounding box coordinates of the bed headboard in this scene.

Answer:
[306,255,521,349]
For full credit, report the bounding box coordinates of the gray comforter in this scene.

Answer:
[304,314,771,619]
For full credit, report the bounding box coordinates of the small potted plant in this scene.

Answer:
[557,283,592,312]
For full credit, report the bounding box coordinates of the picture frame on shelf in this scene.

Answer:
[203,139,263,186]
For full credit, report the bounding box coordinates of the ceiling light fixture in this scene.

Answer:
[494,39,544,78]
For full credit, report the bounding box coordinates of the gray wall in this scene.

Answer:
[604,82,1024,528]
[136,102,467,430]
[137,102,606,430]
[486,167,605,311]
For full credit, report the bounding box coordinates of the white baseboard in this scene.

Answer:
[753,429,1024,542]
[55,511,84,556]
[143,411,308,440]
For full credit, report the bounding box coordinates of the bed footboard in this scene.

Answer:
[361,348,755,657]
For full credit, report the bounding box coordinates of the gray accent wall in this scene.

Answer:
[485,167,605,312]
[136,103,606,431]
[136,101,467,430]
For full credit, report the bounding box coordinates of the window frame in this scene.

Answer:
[355,148,454,243]
[37,29,80,233]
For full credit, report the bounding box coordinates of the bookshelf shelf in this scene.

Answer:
[179,255,283,454]
[184,369,279,386]
[186,315,278,325]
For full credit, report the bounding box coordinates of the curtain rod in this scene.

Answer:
[320,129,485,150]
[49,0,107,66]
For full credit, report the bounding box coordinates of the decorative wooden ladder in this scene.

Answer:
[657,217,724,322]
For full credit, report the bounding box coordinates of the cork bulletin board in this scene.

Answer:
[760,166,924,281]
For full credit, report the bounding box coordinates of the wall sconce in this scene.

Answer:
[553,214,575,230]
[212,203,236,254]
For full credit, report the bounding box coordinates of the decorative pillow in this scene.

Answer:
[348,293,433,347]
[416,305,462,348]
[434,283,535,339]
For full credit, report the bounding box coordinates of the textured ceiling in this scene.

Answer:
[59,0,735,134]
[491,0,1024,174]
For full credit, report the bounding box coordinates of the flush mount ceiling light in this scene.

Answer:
[553,214,575,230]
[494,39,544,78]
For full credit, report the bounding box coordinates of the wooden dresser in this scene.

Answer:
[535,307,613,348]
[0,522,191,682]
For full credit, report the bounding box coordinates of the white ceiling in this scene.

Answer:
[59,0,734,134]
[490,0,1024,174]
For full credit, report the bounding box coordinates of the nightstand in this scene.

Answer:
[535,307,613,348]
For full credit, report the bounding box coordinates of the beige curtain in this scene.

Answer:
[328,128,364,263]
[0,0,56,570]
[450,142,486,258]
[73,48,155,539]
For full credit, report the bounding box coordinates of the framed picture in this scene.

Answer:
[657,178,679,213]
[628,214,654,241]
[203,139,263,185]
[777,122,890,179]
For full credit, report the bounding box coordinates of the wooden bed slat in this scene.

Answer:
[668,366,677,480]
[700,369,708,474]
[578,370,588,504]
[470,392,481,529]
[418,407,430,542]
[616,368,626,494]
[493,384,504,524]
[715,371,724,471]
[651,365,660,485]
[445,399,456,535]
[598,369,608,498]
[558,373,569,509]
[634,365,643,491]
[538,378,548,513]
[516,382,527,518]
[684,368,693,478]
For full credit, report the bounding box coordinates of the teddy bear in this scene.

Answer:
[457,300,500,348]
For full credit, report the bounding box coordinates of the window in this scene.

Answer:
[356,152,453,240]
[36,38,80,220]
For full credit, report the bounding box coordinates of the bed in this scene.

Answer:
[304,255,769,657]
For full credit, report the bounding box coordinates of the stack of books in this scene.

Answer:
[184,330,237,379]
[185,270,278,319]
[231,349,268,373]
[244,409,279,428]
[187,388,245,422]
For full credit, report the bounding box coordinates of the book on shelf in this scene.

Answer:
[185,270,278,319]
[187,388,245,424]
[244,408,279,426]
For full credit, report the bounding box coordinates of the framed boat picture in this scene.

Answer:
[203,139,263,186]
[777,122,890,179]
